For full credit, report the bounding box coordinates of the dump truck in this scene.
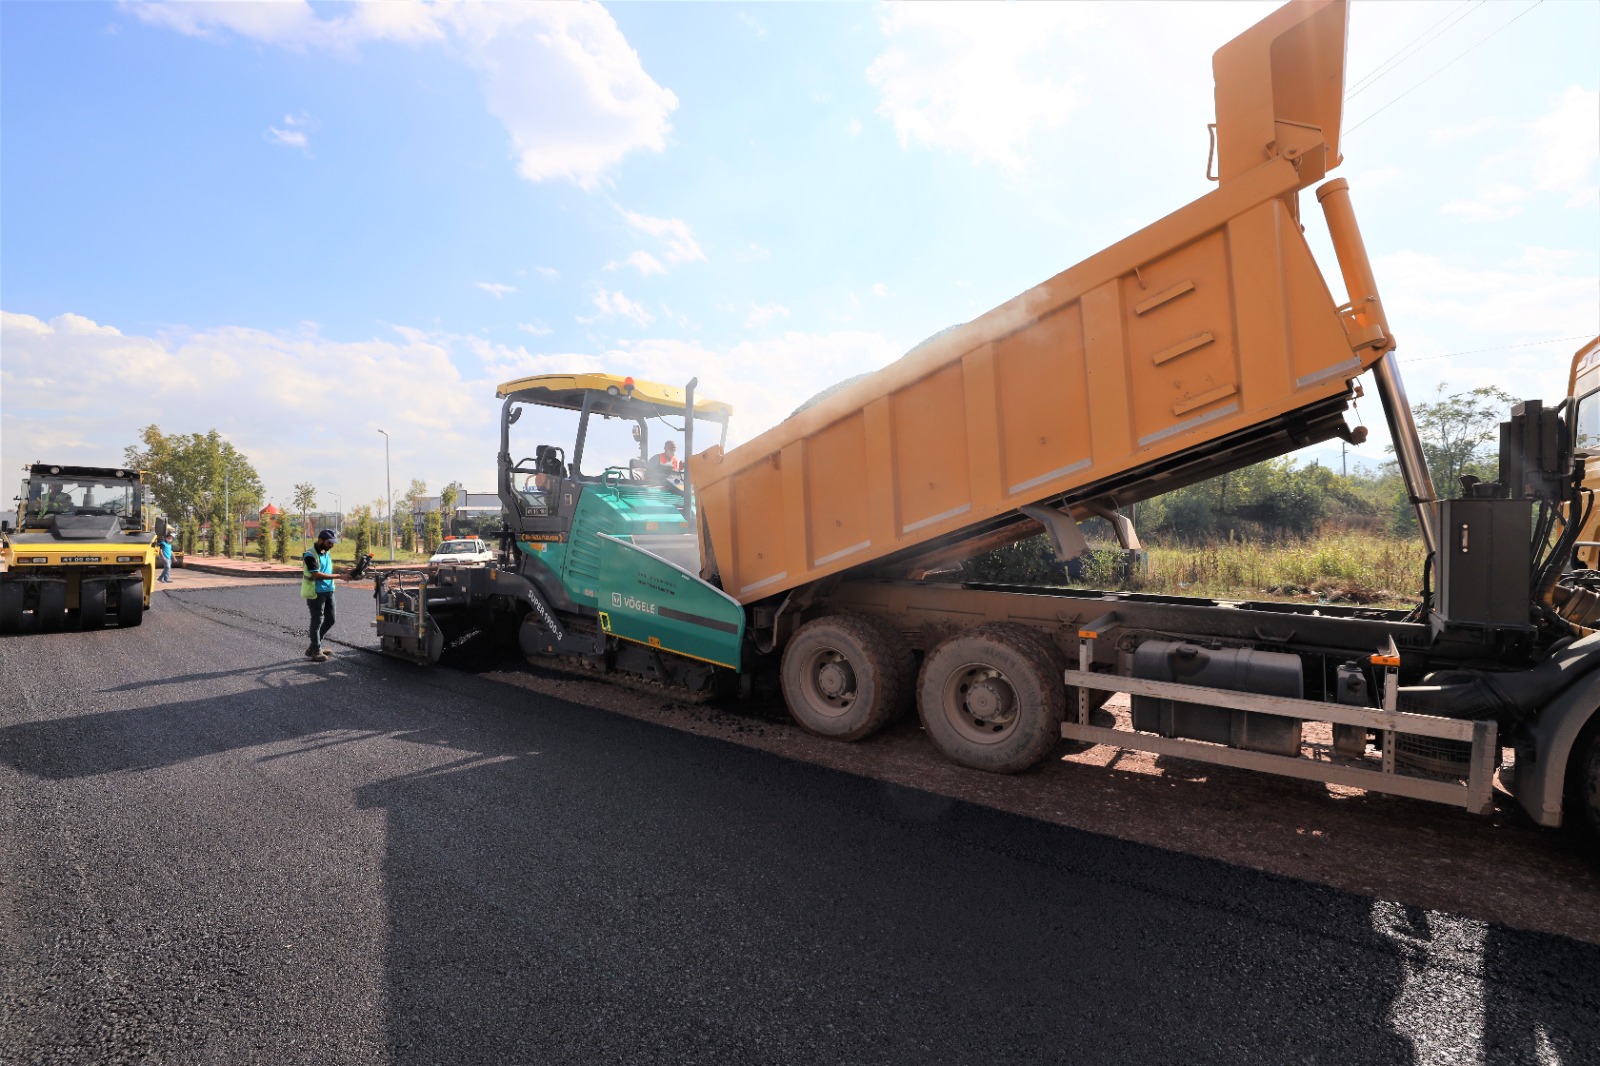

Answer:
[375,0,1600,840]
[1,463,160,632]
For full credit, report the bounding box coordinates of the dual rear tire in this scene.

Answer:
[916,623,1068,774]
[780,615,1068,773]
[781,614,914,741]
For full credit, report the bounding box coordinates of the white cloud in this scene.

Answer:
[531,265,560,281]
[867,2,1102,169]
[518,322,553,336]
[620,208,705,265]
[1440,182,1528,223]
[265,112,313,151]
[590,287,655,327]
[1429,118,1496,144]
[871,283,888,298]
[735,10,767,40]
[744,303,789,330]
[0,311,493,501]
[475,281,517,298]
[607,250,665,276]
[1528,86,1599,208]
[132,1,677,189]
[443,5,678,188]
[130,0,445,52]
[846,118,862,138]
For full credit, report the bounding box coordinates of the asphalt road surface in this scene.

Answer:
[3,582,1598,1065]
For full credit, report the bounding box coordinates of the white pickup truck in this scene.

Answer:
[427,537,495,569]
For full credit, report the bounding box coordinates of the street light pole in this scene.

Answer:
[378,429,393,561]
[332,492,343,535]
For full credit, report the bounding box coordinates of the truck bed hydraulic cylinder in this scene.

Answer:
[1317,178,1438,556]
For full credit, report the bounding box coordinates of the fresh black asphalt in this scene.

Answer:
[2,582,1597,1064]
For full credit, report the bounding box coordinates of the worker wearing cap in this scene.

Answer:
[301,528,340,661]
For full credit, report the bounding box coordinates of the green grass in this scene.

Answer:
[1112,533,1426,606]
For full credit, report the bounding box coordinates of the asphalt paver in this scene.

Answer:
[3,584,1597,1064]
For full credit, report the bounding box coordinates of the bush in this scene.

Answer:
[258,518,274,560]
[423,510,442,554]
[274,514,291,563]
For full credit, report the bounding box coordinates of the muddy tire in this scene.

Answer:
[79,580,108,630]
[781,613,913,741]
[1568,716,1600,844]
[917,623,1066,773]
[1006,624,1093,752]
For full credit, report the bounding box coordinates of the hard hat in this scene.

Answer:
[317,528,338,541]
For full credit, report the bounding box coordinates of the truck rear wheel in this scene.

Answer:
[80,580,108,629]
[0,582,23,634]
[1568,717,1600,844]
[781,614,912,741]
[917,623,1066,773]
[37,581,67,632]
[115,578,144,627]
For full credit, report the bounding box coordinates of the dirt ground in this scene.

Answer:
[478,661,1600,946]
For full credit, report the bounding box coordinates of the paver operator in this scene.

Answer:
[302,528,340,661]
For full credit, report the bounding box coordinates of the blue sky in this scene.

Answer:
[3,0,1596,515]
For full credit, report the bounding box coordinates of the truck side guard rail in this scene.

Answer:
[1067,627,1497,814]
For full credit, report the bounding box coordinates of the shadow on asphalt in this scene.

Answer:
[3,659,1598,1064]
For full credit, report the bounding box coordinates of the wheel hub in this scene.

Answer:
[965,677,1013,723]
[817,659,856,699]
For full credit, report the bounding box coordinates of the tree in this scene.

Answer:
[274,512,291,563]
[1400,385,1518,496]
[293,482,317,550]
[400,478,427,552]
[440,483,459,536]
[423,509,442,554]
[371,496,391,553]
[258,513,275,560]
[124,426,262,531]
[402,478,429,516]
[350,504,373,561]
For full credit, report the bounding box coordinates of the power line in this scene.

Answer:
[1345,0,1483,100]
[1346,0,1545,136]
[1400,334,1592,364]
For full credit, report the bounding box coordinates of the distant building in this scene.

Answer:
[405,483,501,532]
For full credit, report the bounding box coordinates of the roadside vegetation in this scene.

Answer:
[965,384,1512,608]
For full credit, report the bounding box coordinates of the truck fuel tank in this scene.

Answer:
[1131,640,1304,756]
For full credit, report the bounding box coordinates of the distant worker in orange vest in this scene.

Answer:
[651,439,681,472]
